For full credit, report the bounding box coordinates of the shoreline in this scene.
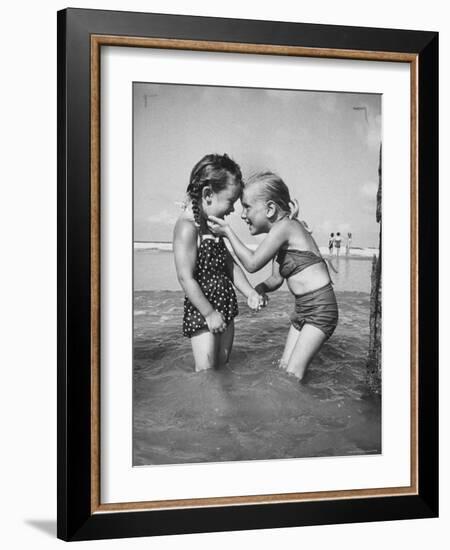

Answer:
[134,242,379,259]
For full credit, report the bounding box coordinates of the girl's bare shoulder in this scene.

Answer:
[285,218,311,248]
[276,217,305,237]
[173,213,198,243]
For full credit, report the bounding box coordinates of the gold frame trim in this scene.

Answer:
[90,35,419,514]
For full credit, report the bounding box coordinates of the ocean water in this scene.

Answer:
[133,250,381,466]
[134,249,375,293]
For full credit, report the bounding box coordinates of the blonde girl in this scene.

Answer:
[208,171,338,381]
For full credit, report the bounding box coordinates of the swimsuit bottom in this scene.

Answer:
[291,282,338,339]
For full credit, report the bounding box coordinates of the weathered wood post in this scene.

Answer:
[367,145,382,392]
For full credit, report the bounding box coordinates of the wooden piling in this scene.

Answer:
[366,145,382,393]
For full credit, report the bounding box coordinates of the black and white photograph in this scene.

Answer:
[1,0,442,546]
[132,82,382,466]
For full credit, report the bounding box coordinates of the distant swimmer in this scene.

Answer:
[334,232,342,256]
[328,233,335,255]
[346,232,352,254]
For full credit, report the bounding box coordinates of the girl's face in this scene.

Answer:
[205,180,241,219]
[240,185,270,235]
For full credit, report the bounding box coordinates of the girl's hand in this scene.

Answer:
[247,289,267,311]
[207,216,229,237]
[205,310,227,334]
[260,293,269,307]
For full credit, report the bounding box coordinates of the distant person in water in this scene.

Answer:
[208,171,338,382]
[173,153,265,372]
[328,233,335,255]
[346,232,352,254]
[334,232,342,256]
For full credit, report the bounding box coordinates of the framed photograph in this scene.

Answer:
[57,8,438,541]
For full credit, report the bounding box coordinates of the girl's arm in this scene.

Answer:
[224,247,253,298]
[173,219,221,323]
[208,216,287,273]
[254,259,284,295]
[225,248,265,310]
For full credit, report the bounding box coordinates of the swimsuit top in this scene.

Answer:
[194,234,231,290]
[276,248,325,279]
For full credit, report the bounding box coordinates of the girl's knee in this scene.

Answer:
[194,352,218,371]
[191,334,219,371]
[194,361,214,372]
[218,346,231,366]
[286,363,308,380]
[217,323,234,366]
[192,324,233,371]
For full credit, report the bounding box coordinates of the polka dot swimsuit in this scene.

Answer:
[183,235,238,338]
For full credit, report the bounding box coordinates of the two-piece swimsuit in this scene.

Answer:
[183,234,238,338]
[276,248,338,339]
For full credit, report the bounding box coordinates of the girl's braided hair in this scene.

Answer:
[246,171,299,220]
[186,154,243,226]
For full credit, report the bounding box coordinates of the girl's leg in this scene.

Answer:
[218,321,234,366]
[285,324,327,381]
[191,329,220,371]
[279,324,301,370]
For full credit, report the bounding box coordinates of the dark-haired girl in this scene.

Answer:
[173,154,264,371]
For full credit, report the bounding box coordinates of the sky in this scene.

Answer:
[133,83,381,248]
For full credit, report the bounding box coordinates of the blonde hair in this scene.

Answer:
[247,171,299,219]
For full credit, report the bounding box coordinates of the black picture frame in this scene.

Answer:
[57,7,438,542]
